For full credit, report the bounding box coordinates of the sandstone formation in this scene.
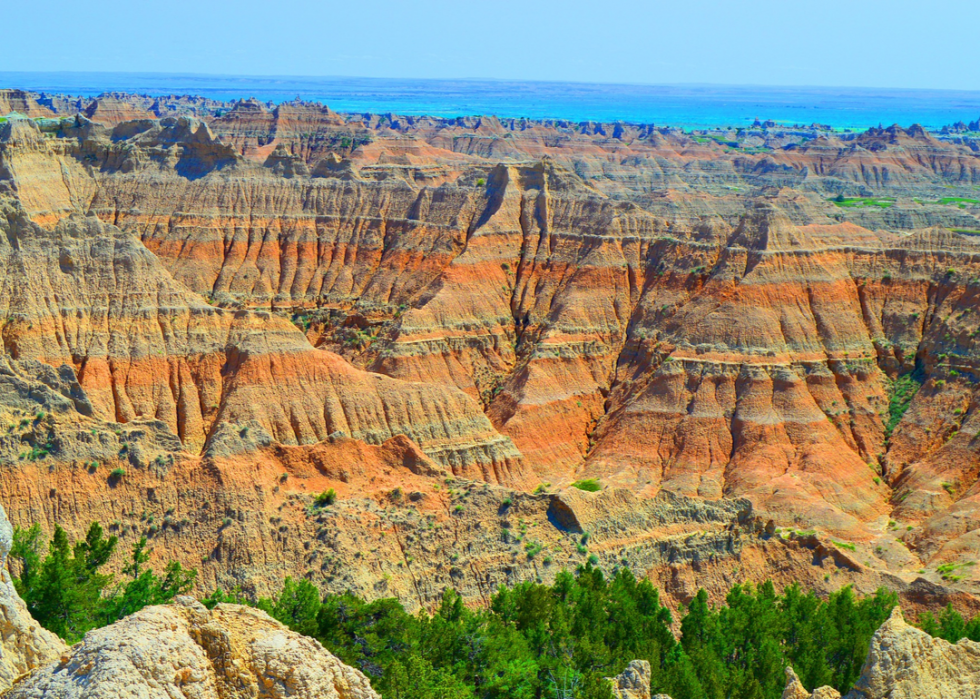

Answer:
[0,91,979,612]
[3,596,378,699]
[607,660,672,699]
[0,503,65,691]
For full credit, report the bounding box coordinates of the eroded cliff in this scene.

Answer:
[0,95,979,610]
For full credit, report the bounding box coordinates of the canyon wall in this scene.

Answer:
[0,96,979,610]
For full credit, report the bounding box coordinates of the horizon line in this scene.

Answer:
[3,70,980,97]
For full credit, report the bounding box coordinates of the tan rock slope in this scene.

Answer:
[0,198,524,483]
[3,597,378,699]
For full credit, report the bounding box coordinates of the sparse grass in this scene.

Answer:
[109,467,126,479]
[938,197,980,206]
[830,196,894,209]
[833,540,857,551]
[885,372,923,439]
[524,541,543,558]
[936,561,972,582]
[570,478,601,492]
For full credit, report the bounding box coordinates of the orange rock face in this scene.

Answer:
[2,94,980,605]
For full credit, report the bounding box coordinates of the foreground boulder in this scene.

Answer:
[5,597,378,699]
[781,667,841,698]
[606,660,672,699]
[784,606,980,699]
[0,505,66,690]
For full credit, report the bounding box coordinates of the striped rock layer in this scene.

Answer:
[1,102,980,577]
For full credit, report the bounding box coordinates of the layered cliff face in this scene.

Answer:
[3,597,379,699]
[0,95,979,608]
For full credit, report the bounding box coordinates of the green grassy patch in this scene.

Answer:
[830,196,895,209]
[885,372,924,439]
[938,197,980,206]
[952,228,980,236]
[570,478,601,492]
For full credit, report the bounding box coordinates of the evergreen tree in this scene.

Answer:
[9,524,195,642]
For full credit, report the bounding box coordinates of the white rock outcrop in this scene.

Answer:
[4,596,379,699]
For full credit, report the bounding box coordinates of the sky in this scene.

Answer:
[3,0,979,90]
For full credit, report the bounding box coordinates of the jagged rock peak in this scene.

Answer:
[607,660,673,699]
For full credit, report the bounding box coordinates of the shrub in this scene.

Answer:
[570,478,601,492]
[314,489,337,507]
[109,467,126,479]
[524,541,543,558]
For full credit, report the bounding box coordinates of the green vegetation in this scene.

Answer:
[830,196,895,209]
[15,520,980,699]
[952,228,980,236]
[937,197,980,206]
[109,467,126,479]
[9,523,195,643]
[885,372,923,439]
[936,562,973,582]
[314,488,337,507]
[571,479,602,492]
[919,604,980,642]
[202,565,900,699]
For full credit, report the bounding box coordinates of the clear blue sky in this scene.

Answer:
[3,0,978,90]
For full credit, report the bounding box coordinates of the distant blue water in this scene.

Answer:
[3,72,980,131]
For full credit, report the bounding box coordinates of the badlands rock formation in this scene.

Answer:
[3,597,378,699]
[0,92,979,610]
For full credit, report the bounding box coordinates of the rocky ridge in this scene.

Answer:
[2,596,379,699]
